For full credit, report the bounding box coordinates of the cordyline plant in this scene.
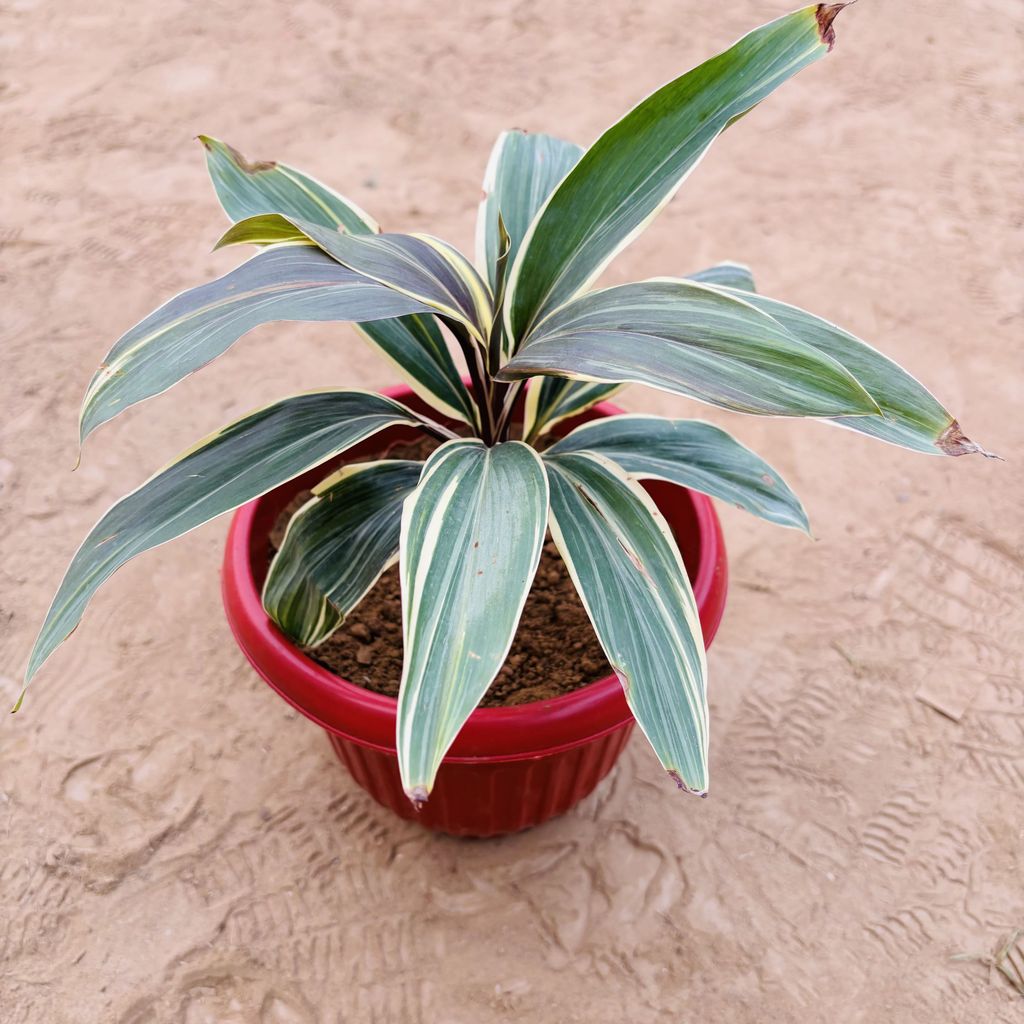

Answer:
[23,5,989,804]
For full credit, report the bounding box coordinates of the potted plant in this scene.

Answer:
[22,5,990,836]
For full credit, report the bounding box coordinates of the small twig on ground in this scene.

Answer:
[951,927,1024,997]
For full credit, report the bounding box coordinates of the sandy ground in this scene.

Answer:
[2,1,1022,1021]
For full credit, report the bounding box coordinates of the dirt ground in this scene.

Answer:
[2,1,1022,1021]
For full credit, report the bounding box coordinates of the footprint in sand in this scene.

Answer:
[58,731,204,889]
[119,970,317,1024]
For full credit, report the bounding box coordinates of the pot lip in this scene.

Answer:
[236,628,639,763]
[222,383,729,760]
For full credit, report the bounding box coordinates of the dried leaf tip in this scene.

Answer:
[407,786,430,811]
[937,420,1001,460]
[197,135,277,174]
[815,3,853,51]
[667,770,708,798]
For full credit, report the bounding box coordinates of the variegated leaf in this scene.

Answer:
[398,440,548,802]
[217,215,493,344]
[203,137,477,427]
[352,315,478,428]
[686,261,756,292]
[705,285,990,457]
[79,246,434,443]
[522,378,622,443]
[499,278,879,419]
[200,135,378,234]
[475,130,582,296]
[545,451,708,793]
[485,214,513,373]
[25,390,435,693]
[548,414,809,532]
[471,132,623,440]
[506,4,847,340]
[519,259,761,438]
[263,459,424,647]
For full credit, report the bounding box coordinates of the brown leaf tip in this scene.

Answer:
[816,3,852,51]
[230,144,277,174]
[197,135,276,172]
[407,786,430,811]
[667,770,708,798]
[937,420,1001,460]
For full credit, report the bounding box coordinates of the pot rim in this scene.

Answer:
[222,385,728,761]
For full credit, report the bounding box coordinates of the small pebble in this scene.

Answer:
[355,645,374,666]
[349,623,372,642]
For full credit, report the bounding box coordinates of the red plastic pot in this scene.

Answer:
[222,384,728,837]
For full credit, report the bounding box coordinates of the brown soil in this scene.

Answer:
[269,439,611,706]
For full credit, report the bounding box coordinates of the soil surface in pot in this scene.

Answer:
[268,440,613,707]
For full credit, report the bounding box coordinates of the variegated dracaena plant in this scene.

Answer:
[24,5,990,803]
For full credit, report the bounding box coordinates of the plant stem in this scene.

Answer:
[417,415,461,442]
[445,319,494,444]
[492,380,524,442]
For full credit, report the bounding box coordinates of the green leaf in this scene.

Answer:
[475,130,583,295]
[26,390,433,693]
[499,278,880,419]
[208,217,311,247]
[548,414,809,532]
[506,4,843,340]
[397,440,548,802]
[263,459,424,647]
[217,215,493,344]
[686,261,756,292]
[484,213,513,373]
[708,286,990,457]
[202,137,477,427]
[352,315,479,428]
[522,378,622,443]
[79,246,434,443]
[468,131,619,440]
[200,135,378,234]
[545,451,708,793]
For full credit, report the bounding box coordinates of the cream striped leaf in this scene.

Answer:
[25,390,433,694]
[217,214,494,344]
[475,130,582,367]
[704,285,991,457]
[263,459,424,648]
[521,254,765,441]
[202,137,477,427]
[686,261,756,292]
[547,414,809,532]
[79,246,434,443]
[506,5,846,341]
[545,451,709,793]
[499,278,880,418]
[397,440,548,802]
[200,135,379,234]
[351,315,478,428]
[475,130,583,297]
[522,378,622,443]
